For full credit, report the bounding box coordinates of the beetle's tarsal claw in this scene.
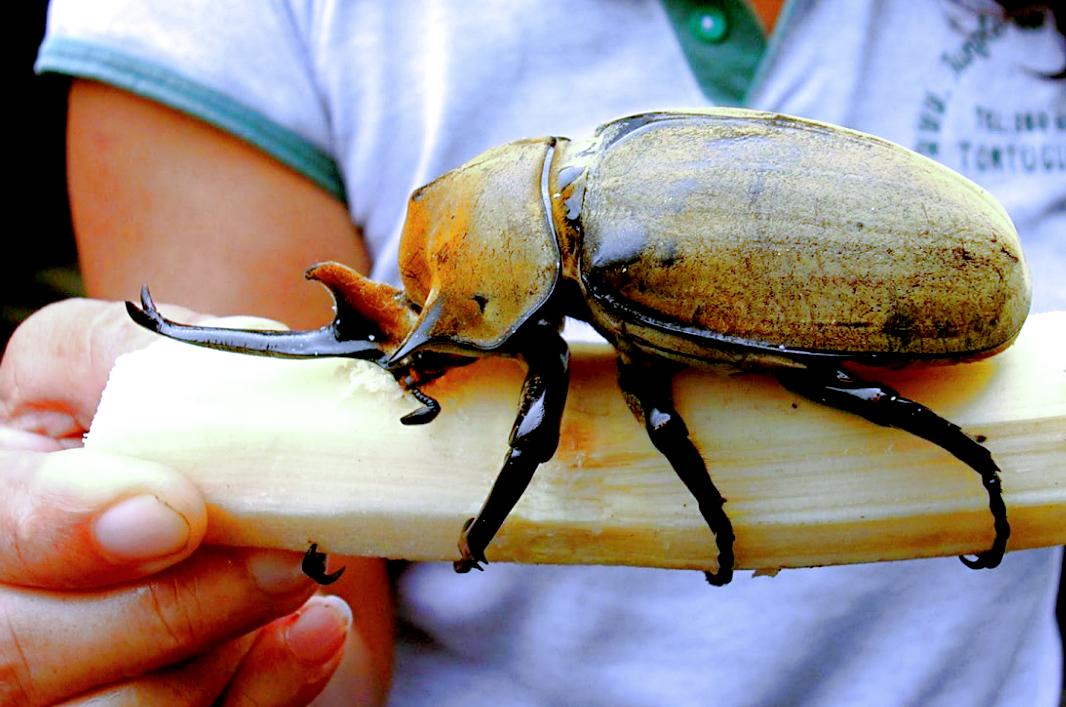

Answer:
[454,517,488,573]
[957,470,1009,570]
[301,543,346,585]
[703,567,733,587]
[400,388,442,425]
[453,557,486,573]
[400,406,438,425]
[959,551,1002,570]
[701,511,735,586]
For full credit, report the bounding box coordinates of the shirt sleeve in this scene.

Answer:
[35,0,347,203]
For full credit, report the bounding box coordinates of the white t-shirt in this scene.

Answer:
[38,1,1065,705]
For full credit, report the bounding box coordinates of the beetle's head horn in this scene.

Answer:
[390,138,562,362]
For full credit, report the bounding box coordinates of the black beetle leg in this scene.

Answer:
[302,543,346,585]
[454,327,570,573]
[776,365,1009,570]
[400,387,442,425]
[616,355,735,586]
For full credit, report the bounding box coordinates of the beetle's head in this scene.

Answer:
[390,139,561,363]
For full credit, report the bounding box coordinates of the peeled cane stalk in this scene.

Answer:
[86,312,1065,573]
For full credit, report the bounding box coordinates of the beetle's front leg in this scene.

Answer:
[776,365,1010,570]
[302,543,345,584]
[616,355,735,586]
[454,326,570,572]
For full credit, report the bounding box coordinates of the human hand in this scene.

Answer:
[0,299,358,706]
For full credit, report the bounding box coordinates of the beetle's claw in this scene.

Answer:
[302,543,346,585]
[454,517,488,573]
[401,406,437,425]
[454,557,486,573]
[701,523,735,586]
[400,388,442,425]
[959,552,1001,570]
[958,530,1007,570]
[703,565,733,587]
[958,460,1009,571]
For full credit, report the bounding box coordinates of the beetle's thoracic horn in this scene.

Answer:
[388,295,448,364]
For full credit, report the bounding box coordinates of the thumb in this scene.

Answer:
[0,447,207,588]
[0,298,203,438]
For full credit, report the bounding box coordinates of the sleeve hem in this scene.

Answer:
[36,37,347,204]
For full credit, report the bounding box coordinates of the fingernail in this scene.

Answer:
[246,549,315,595]
[93,494,191,561]
[287,596,352,665]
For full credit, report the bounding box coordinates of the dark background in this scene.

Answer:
[8,2,1065,695]
[3,4,79,348]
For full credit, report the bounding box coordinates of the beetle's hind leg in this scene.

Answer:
[775,365,1009,570]
[617,355,735,586]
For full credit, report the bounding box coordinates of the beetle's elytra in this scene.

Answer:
[128,109,1029,586]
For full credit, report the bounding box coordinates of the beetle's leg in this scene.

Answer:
[454,326,570,573]
[400,388,442,425]
[616,356,735,586]
[393,351,476,425]
[776,365,1009,570]
[302,543,345,585]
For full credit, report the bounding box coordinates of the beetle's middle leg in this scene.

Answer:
[775,365,1009,570]
[454,327,570,573]
[616,355,735,586]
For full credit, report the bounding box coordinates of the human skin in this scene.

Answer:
[0,78,393,706]
[0,298,381,706]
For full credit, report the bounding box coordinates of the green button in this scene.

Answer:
[689,6,730,44]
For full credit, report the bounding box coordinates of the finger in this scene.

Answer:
[0,300,185,438]
[52,598,354,707]
[0,448,207,588]
[55,633,257,707]
[219,595,353,707]
[0,299,280,440]
[3,546,317,707]
[315,555,396,705]
[0,427,67,453]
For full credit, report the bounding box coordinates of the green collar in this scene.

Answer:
[660,0,780,106]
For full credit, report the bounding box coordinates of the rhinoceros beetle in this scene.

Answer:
[127,109,1030,586]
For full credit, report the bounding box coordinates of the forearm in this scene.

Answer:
[66,78,394,701]
[67,79,370,328]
